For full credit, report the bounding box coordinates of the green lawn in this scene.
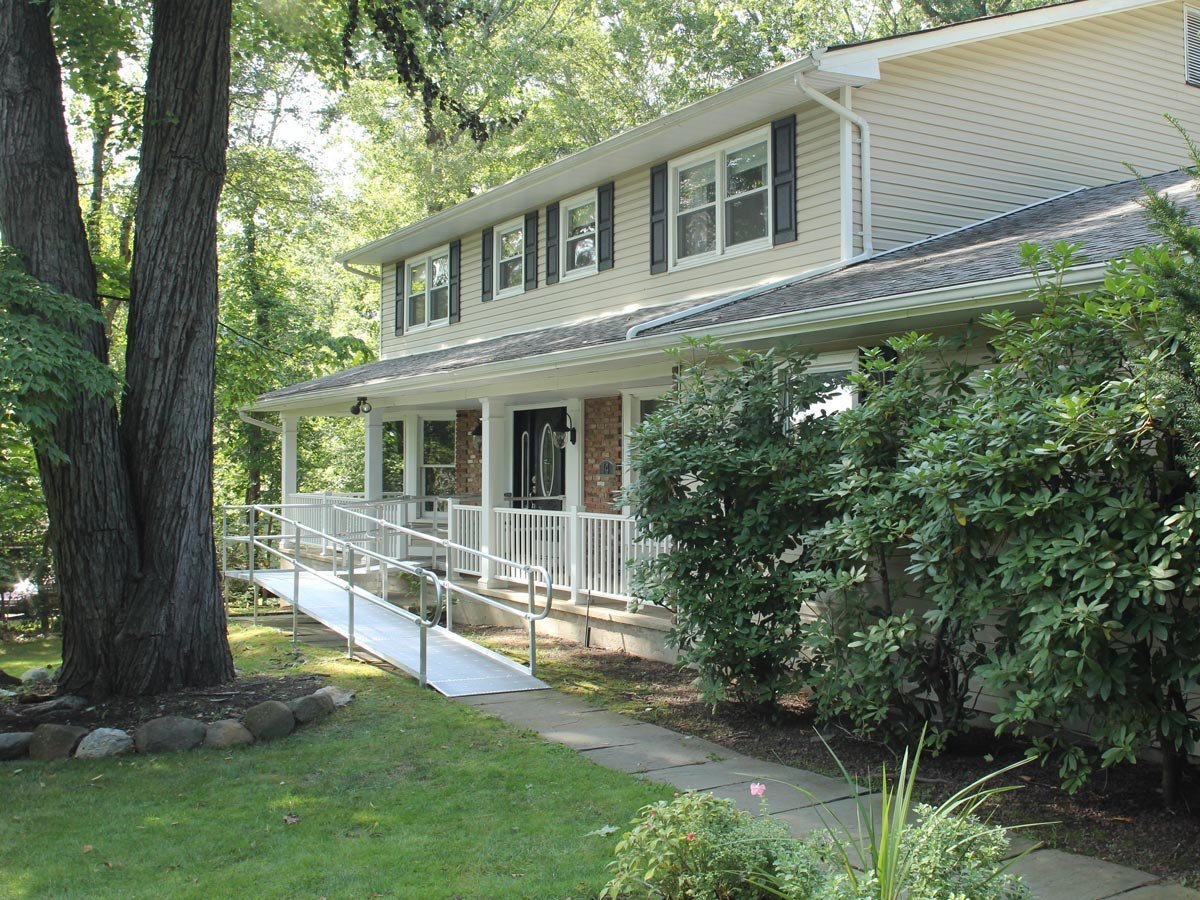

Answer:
[0,625,669,898]
[0,634,61,676]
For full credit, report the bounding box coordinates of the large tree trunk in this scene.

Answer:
[117,0,235,693]
[0,0,139,696]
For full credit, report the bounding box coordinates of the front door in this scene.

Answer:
[511,407,566,510]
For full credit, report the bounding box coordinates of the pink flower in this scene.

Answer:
[686,832,695,841]
[749,782,767,797]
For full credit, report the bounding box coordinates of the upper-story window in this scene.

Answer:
[405,246,450,331]
[495,217,525,298]
[561,191,597,279]
[671,127,771,268]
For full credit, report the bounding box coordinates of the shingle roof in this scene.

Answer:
[644,170,1195,335]
[258,170,1194,404]
[256,297,703,402]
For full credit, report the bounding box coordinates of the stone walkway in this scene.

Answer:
[454,689,1200,900]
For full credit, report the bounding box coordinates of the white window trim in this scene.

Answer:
[403,244,451,333]
[559,189,599,283]
[417,413,455,522]
[493,216,526,300]
[668,125,773,272]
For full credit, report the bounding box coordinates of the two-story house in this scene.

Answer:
[248,0,1200,656]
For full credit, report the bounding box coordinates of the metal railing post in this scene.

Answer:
[346,544,355,659]
[248,507,258,624]
[419,622,428,689]
[527,568,537,677]
[445,499,456,632]
[292,537,300,645]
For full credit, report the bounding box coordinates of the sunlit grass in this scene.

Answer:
[0,624,670,898]
[0,634,61,675]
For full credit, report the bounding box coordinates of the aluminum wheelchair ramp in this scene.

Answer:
[235,569,549,698]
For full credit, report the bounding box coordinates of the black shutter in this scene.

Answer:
[448,240,461,323]
[597,181,614,271]
[524,210,538,291]
[771,114,797,246]
[393,262,404,335]
[649,163,668,274]
[480,227,493,301]
[545,202,560,285]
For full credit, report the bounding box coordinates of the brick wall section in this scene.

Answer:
[584,396,623,513]
[455,409,482,498]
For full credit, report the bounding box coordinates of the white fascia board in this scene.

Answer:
[251,264,1107,415]
[822,0,1173,67]
[340,63,881,267]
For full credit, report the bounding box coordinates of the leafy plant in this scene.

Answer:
[766,729,1035,900]
[602,791,794,899]
[626,339,841,707]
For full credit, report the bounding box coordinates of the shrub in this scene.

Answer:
[626,340,840,706]
[602,791,793,899]
[801,333,984,752]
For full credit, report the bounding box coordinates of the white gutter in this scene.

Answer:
[796,72,873,256]
[625,257,868,340]
[238,410,283,434]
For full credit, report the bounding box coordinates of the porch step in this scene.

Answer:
[227,569,549,698]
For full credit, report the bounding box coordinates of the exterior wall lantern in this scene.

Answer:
[552,412,578,449]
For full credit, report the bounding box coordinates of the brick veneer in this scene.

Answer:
[584,396,623,513]
[455,410,482,498]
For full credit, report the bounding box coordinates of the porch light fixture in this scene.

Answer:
[470,419,483,451]
[350,397,372,416]
[552,412,578,449]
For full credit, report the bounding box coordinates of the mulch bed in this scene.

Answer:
[463,625,1200,884]
[0,673,326,734]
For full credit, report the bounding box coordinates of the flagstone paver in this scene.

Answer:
[456,688,1200,900]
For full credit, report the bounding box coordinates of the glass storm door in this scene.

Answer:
[511,407,566,511]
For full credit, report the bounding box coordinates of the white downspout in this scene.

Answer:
[795,74,873,256]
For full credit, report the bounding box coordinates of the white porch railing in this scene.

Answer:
[451,503,667,603]
[283,495,666,603]
[449,504,483,577]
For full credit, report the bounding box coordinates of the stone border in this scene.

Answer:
[0,684,355,762]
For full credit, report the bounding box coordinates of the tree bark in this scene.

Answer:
[0,0,139,696]
[117,0,235,693]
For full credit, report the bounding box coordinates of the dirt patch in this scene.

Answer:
[1,673,326,734]
[462,624,1200,884]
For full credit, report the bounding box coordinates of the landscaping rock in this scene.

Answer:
[75,728,134,759]
[313,684,355,708]
[29,724,88,759]
[204,720,254,750]
[243,700,294,741]
[19,667,53,685]
[134,716,207,754]
[0,732,32,760]
[288,692,335,725]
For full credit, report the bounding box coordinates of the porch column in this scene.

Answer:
[478,397,507,588]
[364,406,383,502]
[565,399,584,604]
[281,414,299,547]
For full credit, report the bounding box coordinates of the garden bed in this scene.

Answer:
[462,624,1200,885]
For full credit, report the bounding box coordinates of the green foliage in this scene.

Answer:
[0,247,117,462]
[602,791,794,899]
[627,340,840,706]
[802,334,982,752]
[605,733,1033,899]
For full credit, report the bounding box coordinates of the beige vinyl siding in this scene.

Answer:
[379,103,843,358]
[857,0,1200,249]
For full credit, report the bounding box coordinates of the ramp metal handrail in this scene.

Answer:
[222,503,447,687]
[328,503,556,674]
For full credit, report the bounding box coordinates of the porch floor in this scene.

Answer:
[227,568,549,698]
